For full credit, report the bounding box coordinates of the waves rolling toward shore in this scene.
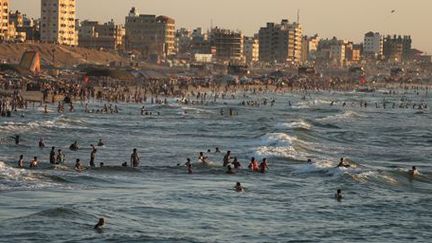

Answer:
[0,90,431,242]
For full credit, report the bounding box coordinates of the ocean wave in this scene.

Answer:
[253,133,308,160]
[276,120,312,130]
[0,116,88,133]
[0,161,66,192]
[317,110,364,122]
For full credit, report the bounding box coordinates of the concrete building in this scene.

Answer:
[243,36,259,64]
[363,32,383,58]
[79,20,125,50]
[190,28,210,54]
[329,41,346,66]
[383,35,412,62]
[210,27,244,63]
[258,19,303,63]
[301,34,319,63]
[125,7,176,59]
[0,0,9,40]
[345,42,362,64]
[40,0,78,46]
[175,28,192,55]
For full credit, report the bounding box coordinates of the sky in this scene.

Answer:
[11,0,432,53]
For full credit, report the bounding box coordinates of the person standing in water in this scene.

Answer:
[17,155,24,168]
[75,159,83,172]
[14,135,20,145]
[130,148,140,168]
[335,189,343,201]
[89,144,97,167]
[56,149,65,164]
[232,157,241,169]
[185,158,192,174]
[248,157,259,172]
[30,156,38,168]
[49,147,56,164]
[259,158,269,173]
[223,151,232,167]
[38,138,45,148]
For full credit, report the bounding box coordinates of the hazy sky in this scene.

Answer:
[11,0,432,53]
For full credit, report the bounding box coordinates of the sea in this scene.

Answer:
[0,89,431,242]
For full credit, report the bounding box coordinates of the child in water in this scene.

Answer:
[234,182,244,192]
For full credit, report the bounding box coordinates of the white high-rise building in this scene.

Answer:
[0,0,9,40]
[41,0,78,46]
[364,32,383,57]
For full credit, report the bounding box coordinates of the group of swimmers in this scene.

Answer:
[182,149,270,175]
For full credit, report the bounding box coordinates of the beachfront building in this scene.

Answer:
[0,0,9,40]
[258,19,303,64]
[383,35,412,62]
[209,27,244,63]
[243,36,259,64]
[190,27,210,54]
[363,32,383,58]
[125,7,176,59]
[175,28,192,55]
[40,0,78,46]
[8,11,39,42]
[78,20,125,50]
[345,42,362,64]
[301,34,319,63]
[330,41,346,66]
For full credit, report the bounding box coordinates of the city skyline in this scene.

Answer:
[11,0,432,53]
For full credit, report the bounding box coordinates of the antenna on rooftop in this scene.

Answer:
[210,18,213,30]
[297,9,300,23]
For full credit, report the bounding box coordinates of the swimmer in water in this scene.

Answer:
[185,158,192,174]
[75,159,83,171]
[409,166,418,176]
[215,147,221,153]
[38,138,45,148]
[198,152,208,164]
[49,147,56,164]
[69,141,79,151]
[17,155,24,168]
[232,157,241,169]
[56,149,65,164]
[259,158,269,173]
[335,189,343,201]
[234,182,244,192]
[30,156,38,168]
[226,165,235,174]
[248,157,259,172]
[14,135,20,145]
[122,162,128,167]
[130,148,140,167]
[94,218,105,230]
[89,144,97,167]
[223,151,232,167]
[307,159,312,164]
[97,139,104,146]
[337,158,350,168]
